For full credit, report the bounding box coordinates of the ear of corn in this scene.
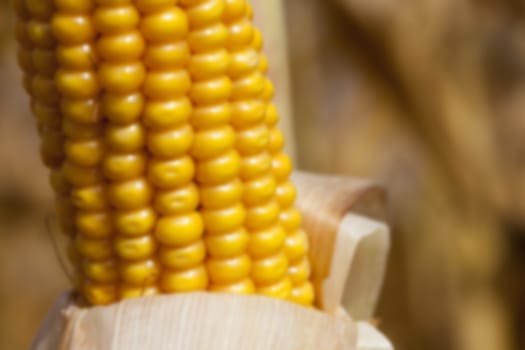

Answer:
[14,0,314,307]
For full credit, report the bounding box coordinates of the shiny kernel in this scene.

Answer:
[261,78,275,101]
[155,212,203,246]
[56,70,99,99]
[191,103,232,130]
[148,156,194,189]
[143,70,190,99]
[144,98,192,129]
[63,119,102,139]
[105,123,145,152]
[289,282,315,306]
[141,8,188,42]
[251,28,263,51]
[65,139,103,167]
[154,184,199,215]
[108,178,153,210]
[205,228,248,258]
[115,234,157,260]
[223,0,246,23]
[160,266,208,292]
[246,201,280,230]
[55,0,93,13]
[186,0,223,29]
[240,153,272,180]
[190,77,231,105]
[258,54,269,74]
[158,241,205,269]
[199,179,242,209]
[269,128,285,153]
[227,20,254,50]
[93,6,139,34]
[96,31,145,61]
[101,93,144,125]
[119,259,160,285]
[243,175,276,206]
[288,259,310,284]
[236,125,269,155]
[257,278,291,300]
[231,100,265,129]
[272,153,292,181]
[62,161,102,187]
[188,50,230,81]
[98,62,145,93]
[191,126,235,160]
[76,211,112,238]
[32,49,56,76]
[31,76,59,103]
[228,48,259,78]
[103,153,146,181]
[135,0,175,13]
[285,231,308,264]
[144,42,190,69]
[75,236,113,260]
[27,20,55,48]
[210,278,255,294]
[114,207,156,236]
[188,23,228,53]
[207,255,251,284]
[60,99,99,124]
[82,259,118,283]
[56,44,97,70]
[265,104,279,126]
[275,181,297,207]
[83,281,117,305]
[119,284,159,300]
[231,72,265,100]
[252,253,288,285]
[51,15,94,44]
[248,225,287,259]
[196,150,240,185]
[71,185,108,211]
[280,208,302,232]
[202,204,245,234]
[147,124,193,158]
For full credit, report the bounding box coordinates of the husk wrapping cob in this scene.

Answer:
[14,0,314,307]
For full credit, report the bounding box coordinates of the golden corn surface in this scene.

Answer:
[14,0,314,307]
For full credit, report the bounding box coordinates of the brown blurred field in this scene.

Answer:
[1,0,525,349]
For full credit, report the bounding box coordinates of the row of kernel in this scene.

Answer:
[139,0,206,293]
[181,0,252,294]
[253,36,314,305]
[224,0,291,299]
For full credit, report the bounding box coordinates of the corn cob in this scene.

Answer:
[14,0,314,307]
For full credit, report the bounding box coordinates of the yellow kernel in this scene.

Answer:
[188,23,228,53]
[223,0,246,23]
[240,152,272,180]
[227,19,253,50]
[265,104,279,126]
[236,125,269,155]
[248,225,286,259]
[195,150,240,185]
[280,208,302,232]
[186,0,223,29]
[148,156,194,189]
[258,54,269,74]
[114,207,156,236]
[144,42,190,69]
[228,48,259,78]
[251,28,263,51]
[207,255,251,284]
[210,278,255,294]
[257,278,291,300]
[65,138,103,167]
[56,44,97,70]
[141,7,188,42]
[191,126,235,160]
[119,259,160,285]
[275,181,296,207]
[144,98,192,129]
[285,231,308,264]
[191,103,232,130]
[135,0,175,13]
[205,228,248,258]
[119,284,159,299]
[246,201,280,230]
[199,179,242,209]
[155,212,203,246]
[82,259,118,284]
[62,161,102,187]
[190,76,232,106]
[55,0,93,13]
[103,152,146,181]
[60,99,99,124]
[143,70,190,99]
[160,266,208,292]
[32,102,60,128]
[269,128,284,153]
[93,6,140,34]
[261,79,275,102]
[202,204,245,234]
[27,20,55,48]
[75,236,113,260]
[115,234,157,260]
[63,119,102,139]
[83,281,117,305]
[147,124,193,158]
[32,49,56,76]
[105,123,145,152]
[51,15,94,45]
[272,152,292,181]
[230,101,265,129]
[188,50,230,81]
[243,174,276,206]
[108,178,153,210]
[289,282,315,306]
[71,185,108,211]
[158,241,205,269]
[56,70,99,99]
[31,76,59,103]
[49,169,71,195]
[101,93,144,125]
[96,31,145,62]
[98,62,145,94]
[154,184,199,215]
[288,259,310,284]
[76,211,112,238]
[231,71,265,100]
[252,253,288,285]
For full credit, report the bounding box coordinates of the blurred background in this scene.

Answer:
[1,0,525,349]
